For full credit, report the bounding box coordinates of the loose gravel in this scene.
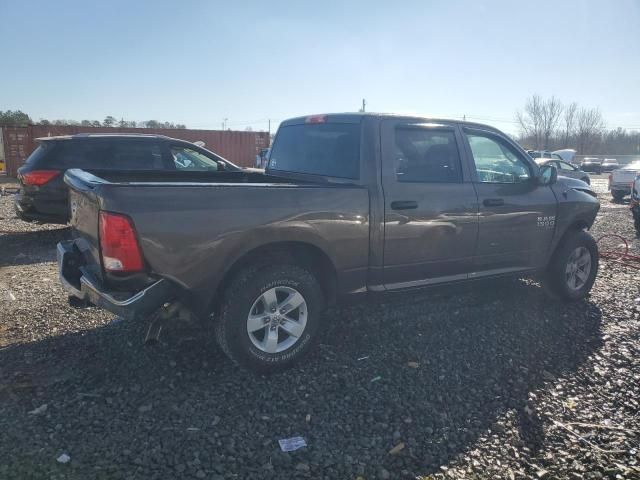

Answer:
[1,178,639,480]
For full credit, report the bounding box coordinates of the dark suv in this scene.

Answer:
[15,134,238,223]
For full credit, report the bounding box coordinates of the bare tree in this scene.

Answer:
[516,95,563,150]
[540,96,563,150]
[516,94,544,149]
[575,107,605,154]
[562,102,578,148]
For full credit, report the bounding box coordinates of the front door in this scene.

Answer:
[461,127,557,275]
[381,120,479,289]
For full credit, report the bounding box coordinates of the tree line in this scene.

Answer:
[516,95,640,155]
[0,110,186,129]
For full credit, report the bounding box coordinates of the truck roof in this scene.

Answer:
[280,112,504,133]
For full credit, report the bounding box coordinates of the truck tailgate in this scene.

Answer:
[66,172,103,281]
[612,168,639,186]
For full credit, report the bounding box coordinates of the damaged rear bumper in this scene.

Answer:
[57,240,172,320]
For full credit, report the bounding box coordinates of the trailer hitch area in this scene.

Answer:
[144,302,194,345]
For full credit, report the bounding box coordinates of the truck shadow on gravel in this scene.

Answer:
[0,278,602,479]
[0,228,70,267]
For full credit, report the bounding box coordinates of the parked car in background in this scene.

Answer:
[601,158,619,172]
[552,149,577,164]
[15,134,239,223]
[529,150,570,164]
[609,161,640,200]
[535,158,591,184]
[527,150,553,160]
[58,113,600,372]
[581,157,602,174]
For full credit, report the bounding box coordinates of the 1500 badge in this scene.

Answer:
[537,215,555,227]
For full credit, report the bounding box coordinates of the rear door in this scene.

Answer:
[381,120,479,288]
[461,127,557,275]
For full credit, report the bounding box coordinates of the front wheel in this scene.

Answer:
[543,230,598,301]
[214,264,324,372]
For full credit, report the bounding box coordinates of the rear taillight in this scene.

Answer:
[99,212,144,273]
[21,169,60,186]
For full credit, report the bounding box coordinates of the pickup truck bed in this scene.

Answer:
[62,167,369,318]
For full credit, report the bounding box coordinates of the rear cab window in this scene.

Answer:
[268,119,361,179]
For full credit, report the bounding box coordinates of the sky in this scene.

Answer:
[1,0,639,135]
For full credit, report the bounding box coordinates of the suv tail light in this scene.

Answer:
[21,169,60,186]
[99,212,144,273]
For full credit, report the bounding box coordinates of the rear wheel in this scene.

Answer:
[214,264,324,372]
[612,191,625,201]
[543,230,598,301]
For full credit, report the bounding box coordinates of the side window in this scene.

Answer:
[53,142,97,168]
[465,132,531,184]
[54,141,163,170]
[171,146,220,171]
[111,142,164,169]
[558,161,576,171]
[394,127,462,183]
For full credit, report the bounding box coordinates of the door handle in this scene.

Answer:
[483,198,504,207]
[391,200,418,210]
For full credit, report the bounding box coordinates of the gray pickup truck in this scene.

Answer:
[58,113,600,372]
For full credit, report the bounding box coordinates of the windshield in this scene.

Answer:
[269,123,360,179]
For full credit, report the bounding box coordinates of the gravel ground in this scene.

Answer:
[1,179,639,480]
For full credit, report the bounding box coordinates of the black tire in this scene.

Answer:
[612,191,625,201]
[543,230,598,301]
[214,264,324,372]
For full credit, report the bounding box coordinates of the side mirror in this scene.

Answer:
[216,161,226,171]
[537,164,557,186]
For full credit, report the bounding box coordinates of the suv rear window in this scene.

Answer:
[269,123,360,179]
[25,142,55,165]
